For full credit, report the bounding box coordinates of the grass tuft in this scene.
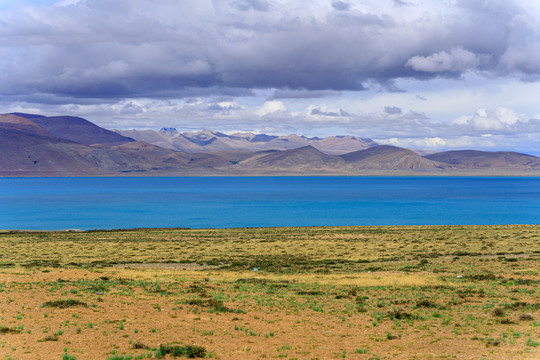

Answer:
[155,344,206,358]
[41,299,88,308]
[0,326,21,334]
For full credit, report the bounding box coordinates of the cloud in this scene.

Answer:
[451,107,528,132]
[232,0,271,12]
[331,1,350,11]
[55,0,85,6]
[378,132,540,156]
[270,89,342,99]
[392,0,410,6]
[0,0,539,103]
[406,47,487,74]
[255,100,287,117]
[380,136,496,151]
[384,106,402,114]
[308,105,351,119]
[206,101,244,115]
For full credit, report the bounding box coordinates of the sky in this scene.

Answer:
[1,0,540,154]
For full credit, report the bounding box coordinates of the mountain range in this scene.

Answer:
[116,128,377,154]
[1,113,539,176]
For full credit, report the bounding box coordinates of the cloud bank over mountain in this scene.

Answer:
[1,0,539,154]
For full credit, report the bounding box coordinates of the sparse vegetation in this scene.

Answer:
[0,225,538,359]
[0,326,21,334]
[155,344,206,358]
[41,299,88,309]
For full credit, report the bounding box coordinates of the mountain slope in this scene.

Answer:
[0,114,233,174]
[13,113,134,146]
[237,145,345,170]
[425,150,540,170]
[0,114,49,136]
[311,135,377,154]
[0,114,101,172]
[342,145,449,170]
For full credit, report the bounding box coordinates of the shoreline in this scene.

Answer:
[2,170,540,178]
[2,223,539,234]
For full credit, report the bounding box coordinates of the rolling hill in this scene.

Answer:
[342,145,450,171]
[425,150,540,170]
[237,146,345,171]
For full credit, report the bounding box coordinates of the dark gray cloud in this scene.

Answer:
[331,1,350,11]
[206,101,243,115]
[233,0,271,12]
[0,0,539,103]
[392,0,409,6]
[310,107,350,117]
[270,89,342,99]
[384,106,402,114]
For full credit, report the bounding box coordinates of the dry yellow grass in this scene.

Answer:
[1,225,538,267]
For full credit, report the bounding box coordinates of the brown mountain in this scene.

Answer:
[342,145,449,171]
[13,113,134,146]
[0,114,102,173]
[0,114,49,136]
[311,135,377,154]
[425,150,540,170]
[237,146,345,170]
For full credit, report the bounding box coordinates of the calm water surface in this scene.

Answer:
[0,177,539,230]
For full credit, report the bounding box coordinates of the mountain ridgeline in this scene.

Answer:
[1,113,539,176]
[116,128,377,154]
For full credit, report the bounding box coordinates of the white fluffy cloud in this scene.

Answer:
[255,101,287,117]
[406,47,487,74]
[451,107,527,132]
[381,136,494,151]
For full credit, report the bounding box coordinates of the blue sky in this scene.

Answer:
[1,0,540,154]
[0,0,58,10]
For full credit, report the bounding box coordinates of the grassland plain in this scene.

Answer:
[0,225,539,360]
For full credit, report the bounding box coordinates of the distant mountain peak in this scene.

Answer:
[159,127,179,136]
[116,128,377,154]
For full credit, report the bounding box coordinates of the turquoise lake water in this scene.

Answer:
[0,177,539,230]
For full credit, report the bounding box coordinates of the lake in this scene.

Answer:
[1,176,539,230]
